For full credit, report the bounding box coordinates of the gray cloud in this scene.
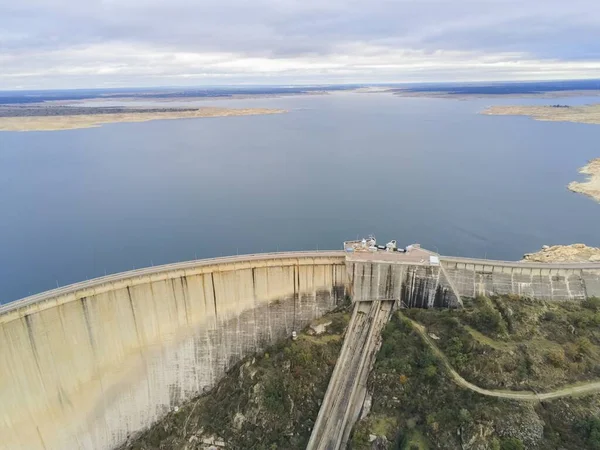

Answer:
[1,0,599,88]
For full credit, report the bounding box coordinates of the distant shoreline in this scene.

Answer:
[481,103,600,125]
[0,107,286,132]
[392,89,600,100]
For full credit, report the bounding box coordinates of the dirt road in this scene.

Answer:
[407,316,600,401]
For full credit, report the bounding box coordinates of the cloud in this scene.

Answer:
[0,0,599,88]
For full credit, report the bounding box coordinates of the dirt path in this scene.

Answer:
[406,316,600,401]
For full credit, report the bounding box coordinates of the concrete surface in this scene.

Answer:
[0,252,346,450]
[2,249,600,450]
[440,258,600,301]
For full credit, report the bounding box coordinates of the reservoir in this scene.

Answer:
[1,92,599,303]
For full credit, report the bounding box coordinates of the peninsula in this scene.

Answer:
[568,158,600,202]
[481,103,600,126]
[0,106,286,132]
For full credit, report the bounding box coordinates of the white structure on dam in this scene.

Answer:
[1,249,599,450]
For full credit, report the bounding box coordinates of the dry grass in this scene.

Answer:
[0,107,286,132]
[482,104,600,125]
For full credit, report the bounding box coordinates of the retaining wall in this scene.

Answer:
[0,252,347,450]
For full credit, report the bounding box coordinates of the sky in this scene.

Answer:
[1,0,600,90]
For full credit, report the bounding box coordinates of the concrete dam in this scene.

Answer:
[2,250,600,450]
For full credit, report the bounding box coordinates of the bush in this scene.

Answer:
[541,310,559,322]
[575,416,600,450]
[546,348,566,367]
[468,306,506,336]
[500,437,525,450]
[583,297,600,312]
[577,337,593,356]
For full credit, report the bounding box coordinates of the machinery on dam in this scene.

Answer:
[1,248,600,450]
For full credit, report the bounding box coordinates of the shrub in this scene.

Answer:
[575,416,600,450]
[546,349,566,367]
[583,297,600,312]
[424,365,437,378]
[468,306,506,336]
[541,310,559,322]
[564,342,584,362]
[577,337,593,356]
[500,437,525,450]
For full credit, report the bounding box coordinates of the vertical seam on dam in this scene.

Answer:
[35,426,47,450]
[24,315,46,393]
[126,287,142,346]
[293,265,297,332]
[170,278,180,320]
[180,276,190,326]
[581,269,589,299]
[211,273,218,319]
[80,297,97,353]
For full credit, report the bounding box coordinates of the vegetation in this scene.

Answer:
[119,309,350,450]
[405,295,600,391]
[353,297,600,449]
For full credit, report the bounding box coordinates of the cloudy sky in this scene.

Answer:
[1,0,600,89]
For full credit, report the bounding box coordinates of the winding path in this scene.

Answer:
[406,316,600,401]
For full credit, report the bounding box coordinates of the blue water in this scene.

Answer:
[1,92,599,303]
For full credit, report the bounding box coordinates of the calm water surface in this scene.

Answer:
[1,93,599,302]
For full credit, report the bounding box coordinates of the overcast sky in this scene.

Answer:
[1,0,600,89]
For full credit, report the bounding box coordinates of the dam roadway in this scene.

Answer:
[1,250,599,450]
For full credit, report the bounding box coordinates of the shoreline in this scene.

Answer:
[0,107,286,132]
[568,159,600,203]
[481,104,600,203]
[481,103,600,126]
[393,89,600,100]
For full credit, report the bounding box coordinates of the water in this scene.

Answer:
[1,92,599,303]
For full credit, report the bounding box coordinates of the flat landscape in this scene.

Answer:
[482,103,600,126]
[0,106,286,131]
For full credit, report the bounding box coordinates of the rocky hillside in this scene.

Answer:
[354,296,600,449]
[523,243,600,262]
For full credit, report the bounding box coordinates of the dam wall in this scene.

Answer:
[0,252,347,450]
[347,257,600,307]
[440,258,600,301]
[3,249,600,450]
[347,261,461,308]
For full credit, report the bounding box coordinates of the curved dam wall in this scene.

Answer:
[0,252,347,450]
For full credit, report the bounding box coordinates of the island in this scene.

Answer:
[0,106,286,132]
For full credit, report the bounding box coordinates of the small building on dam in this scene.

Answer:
[1,248,599,450]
